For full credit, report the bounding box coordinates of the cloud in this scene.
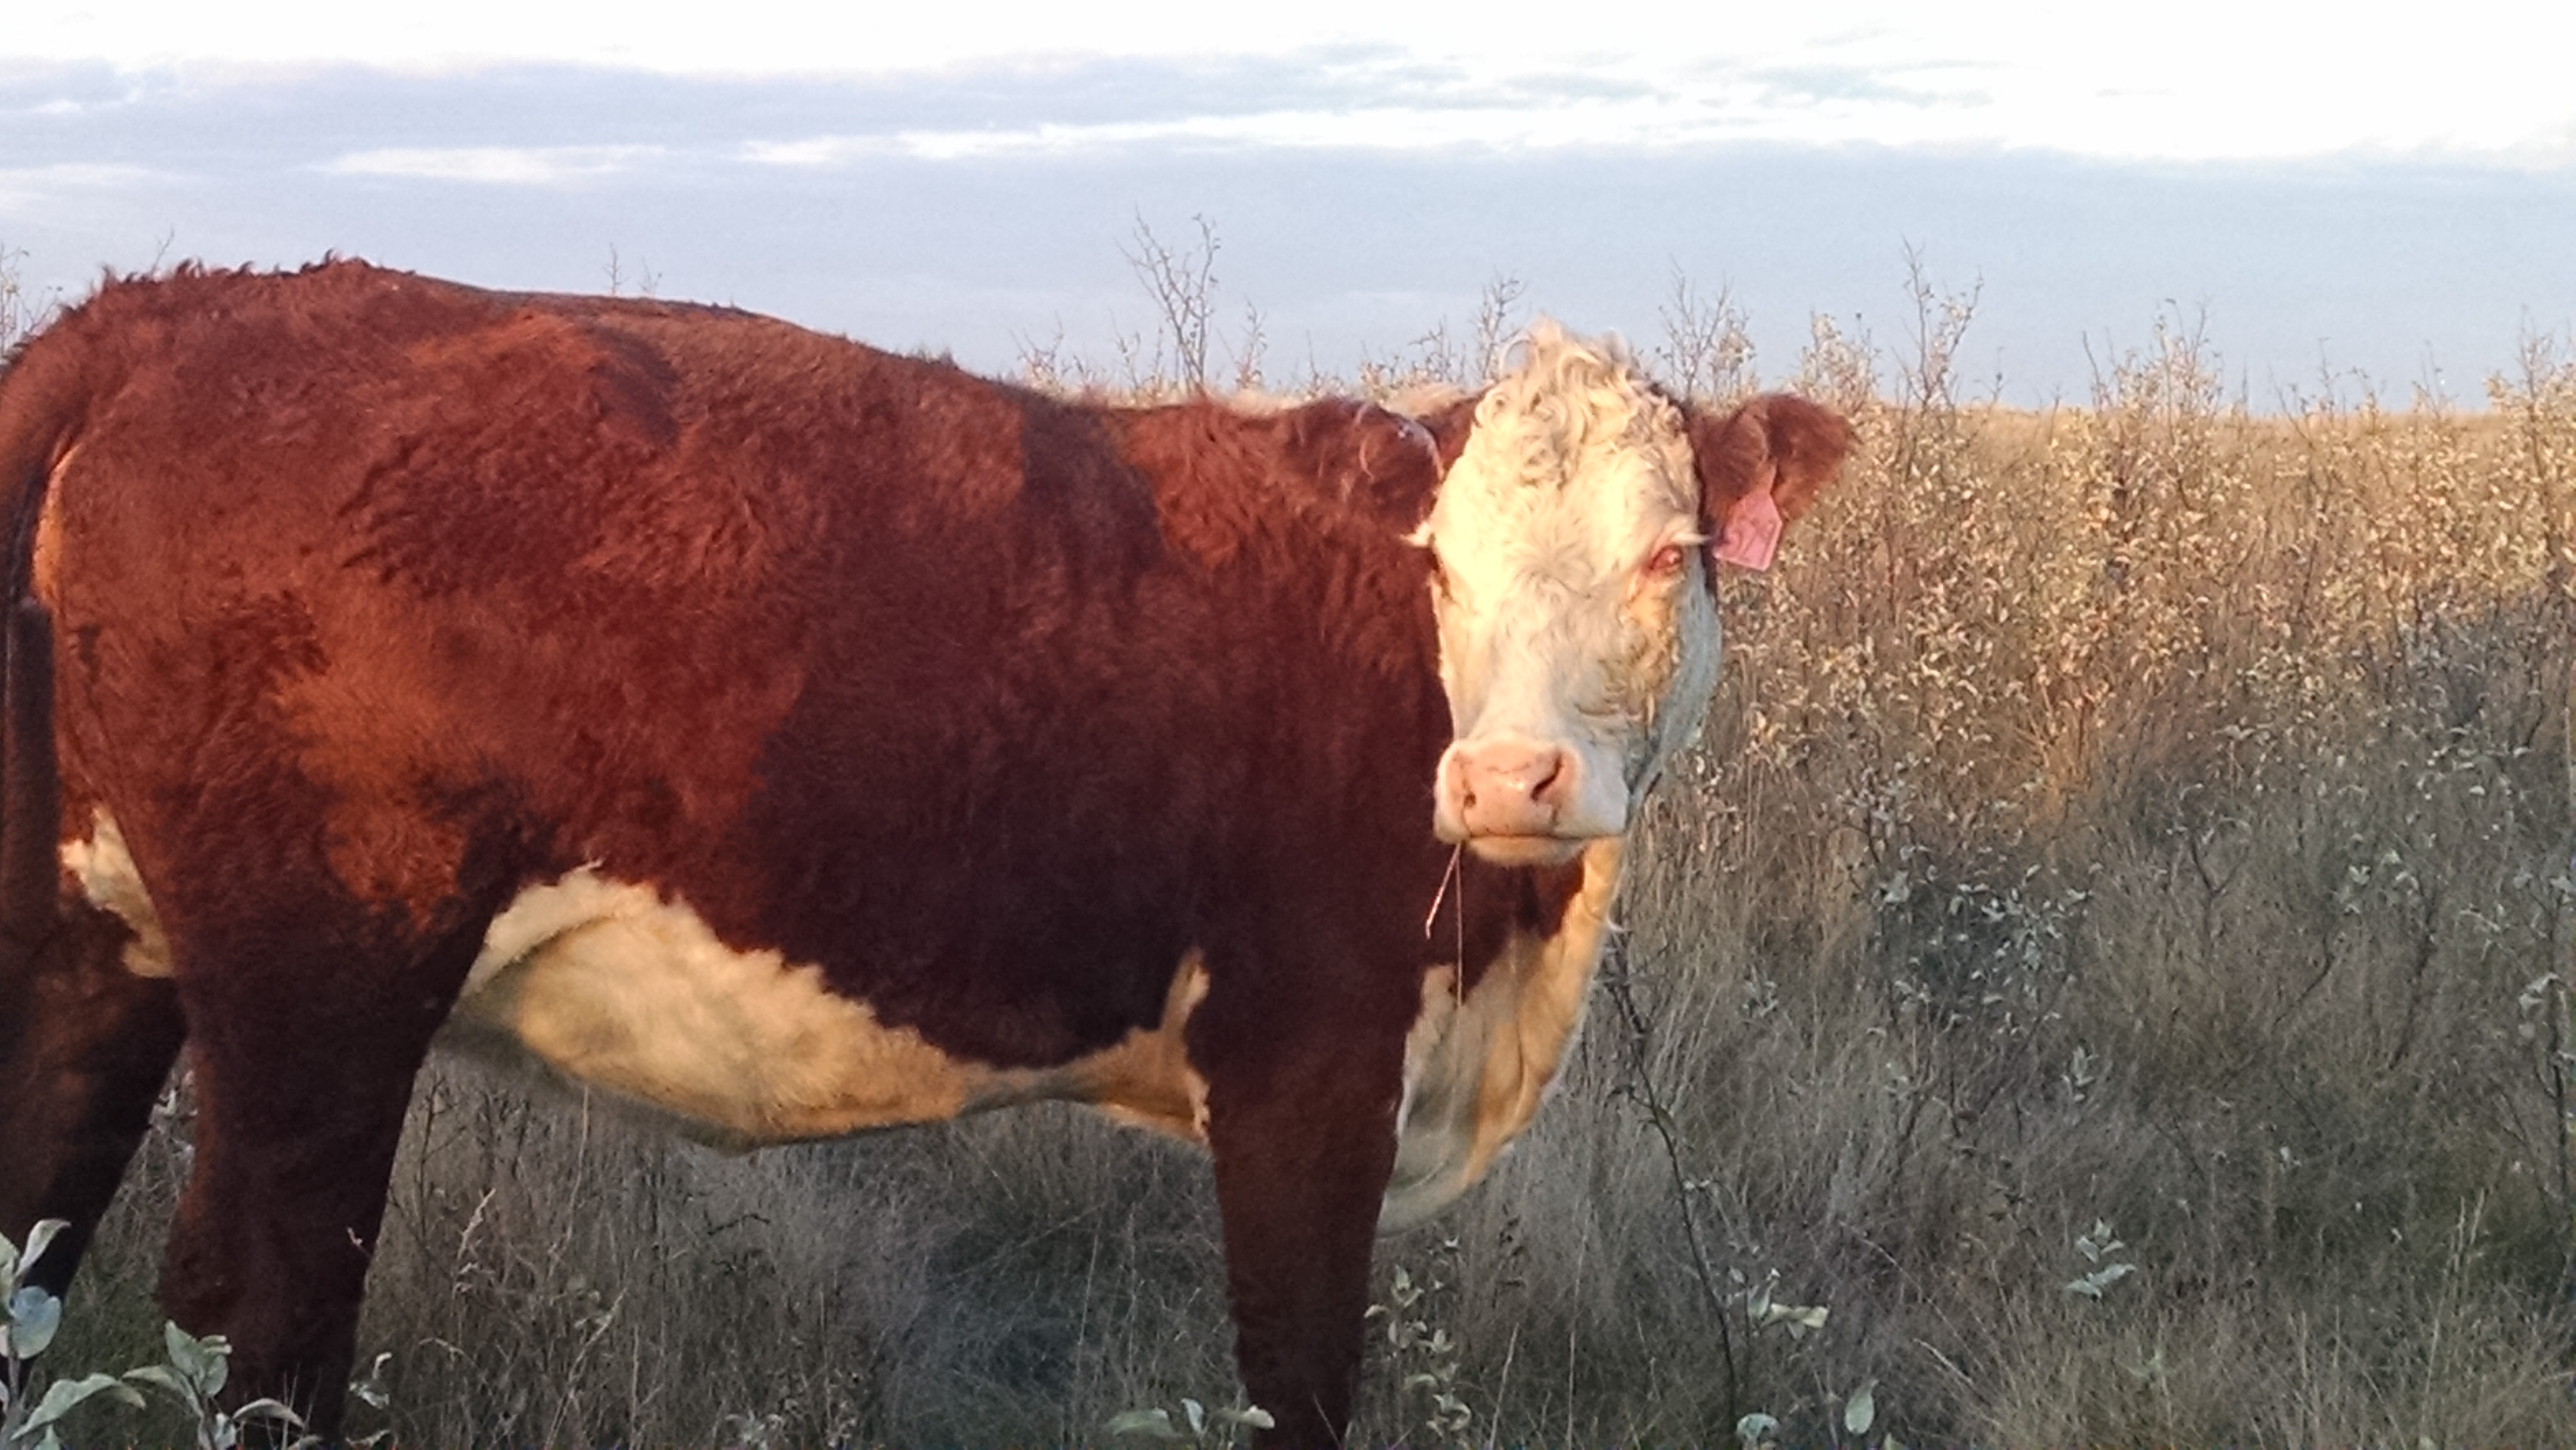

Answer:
[16,7,2576,166]
[0,162,167,208]
[747,101,1739,163]
[320,145,664,184]
[737,84,2569,166]
[739,136,897,168]
[719,27,2576,166]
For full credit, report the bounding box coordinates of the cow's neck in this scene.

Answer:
[1383,835,1623,1226]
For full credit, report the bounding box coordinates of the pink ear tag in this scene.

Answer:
[1711,488,1782,572]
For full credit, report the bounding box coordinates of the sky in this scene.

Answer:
[6,2,2576,405]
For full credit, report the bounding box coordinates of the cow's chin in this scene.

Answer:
[1459,833,1593,868]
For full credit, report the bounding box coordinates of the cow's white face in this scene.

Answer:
[1419,326,1722,866]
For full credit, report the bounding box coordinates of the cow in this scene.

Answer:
[0,261,1847,1445]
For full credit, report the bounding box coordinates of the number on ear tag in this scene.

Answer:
[1711,487,1782,571]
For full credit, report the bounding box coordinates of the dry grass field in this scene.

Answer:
[14,260,2575,1446]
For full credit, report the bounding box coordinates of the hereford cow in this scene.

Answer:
[0,262,1847,1445]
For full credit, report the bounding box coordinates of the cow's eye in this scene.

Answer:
[1644,543,1686,578]
[1426,547,1452,597]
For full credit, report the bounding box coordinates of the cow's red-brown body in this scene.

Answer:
[0,262,1845,1445]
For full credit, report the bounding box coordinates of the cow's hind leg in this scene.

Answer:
[1,584,191,1291]
[0,901,188,1295]
[157,919,487,1440]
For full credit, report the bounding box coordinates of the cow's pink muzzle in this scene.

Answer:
[1438,738,1592,865]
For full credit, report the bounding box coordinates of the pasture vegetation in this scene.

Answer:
[10,236,2575,1445]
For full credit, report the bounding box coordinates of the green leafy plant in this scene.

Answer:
[119,1321,308,1450]
[2,1221,146,1449]
[1104,1395,1273,1446]
[716,1406,786,1449]
[2062,1220,2136,1301]
[1,1220,338,1450]
[1742,1271,1829,1340]
[1368,1250,1475,1445]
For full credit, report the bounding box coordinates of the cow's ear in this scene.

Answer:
[1411,396,1479,474]
[1686,394,1853,572]
[1285,399,1445,524]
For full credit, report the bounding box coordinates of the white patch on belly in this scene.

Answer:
[1382,836,1623,1228]
[985,955,1212,1140]
[60,808,172,978]
[450,869,1210,1149]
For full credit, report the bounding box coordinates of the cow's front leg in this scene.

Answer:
[1197,989,1409,1449]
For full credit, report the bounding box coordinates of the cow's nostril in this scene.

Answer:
[1451,741,1578,837]
[1530,750,1565,804]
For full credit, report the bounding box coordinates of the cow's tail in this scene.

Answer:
[0,343,76,975]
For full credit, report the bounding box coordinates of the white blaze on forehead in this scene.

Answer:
[1420,323,1722,844]
[450,869,1211,1148]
